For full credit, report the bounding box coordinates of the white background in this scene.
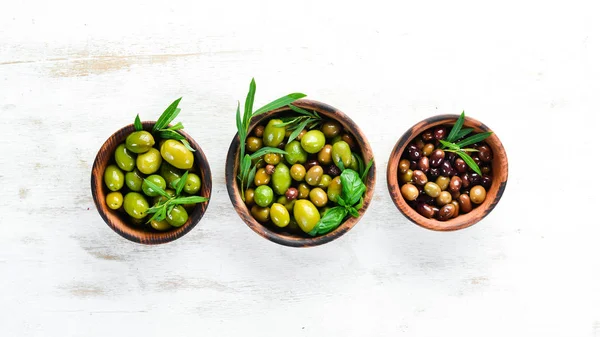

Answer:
[1,0,599,336]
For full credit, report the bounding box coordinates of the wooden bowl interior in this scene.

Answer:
[226,99,376,247]
[387,115,508,231]
[91,121,212,244]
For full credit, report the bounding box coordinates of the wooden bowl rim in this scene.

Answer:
[225,99,376,247]
[386,114,508,231]
[90,121,212,244]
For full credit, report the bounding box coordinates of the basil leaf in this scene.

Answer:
[456,151,482,175]
[454,128,473,140]
[439,139,460,150]
[253,93,306,116]
[354,197,364,211]
[153,97,182,132]
[455,132,493,148]
[244,79,256,130]
[287,119,310,144]
[170,196,209,205]
[340,169,366,206]
[249,147,287,160]
[175,171,189,196]
[347,206,359,218]
[446,111,465,142]
[142,179,171,199]
[308,206,348,236]
[134,114,143,131]
[337,198,347,207]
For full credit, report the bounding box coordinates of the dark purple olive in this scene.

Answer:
[450,189,461,199]
[327,164,342,177]
[432,206,440,218]
[441,160,454,176]
[430,149,445,167]
[472,156,482,167]
[414,138,425,150]
[433,127,447,140]
[438,203,455,221]
[461,173,470,188]
[468,172,482,185]
[417,202,435,218]
[477,145,493,162]
[407,144,421,161]
[481,165,491,174]
[481,174,492,189]
[449,176,462,192]
[417,194,435,205]
[458,194,472,213]
[446,152,456,163]
[410,160,418,170]
[422,130,434,141]
[454,158,467,173]
[412,170,428,185]
[418,157,429,172]
[305,159,319,170]
[429,167,441,178]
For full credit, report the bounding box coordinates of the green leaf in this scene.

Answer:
[456,151,482,175]
[354,197,364,211]
[446,111,465,142]
[273,117,301,128]
[180,139,196,152]
[286,119,310,144]
[334,156,345,172]
[170,196,209,205]
[460,148,479,152]
[340,169,366,206]
[252,93,306,116]
[236,101,246,160]
[347,206,359,218]
[147,207,166,223]
[454,128,474,140]
[143,179,171,199]
[157,129,184,140]
[287,104,317,117]
[361,159,373,182]
[134,114,143,131]
[308,206,348,236]
[249,147,287,160]
[353,153,365,178]
[455,132,493,148]
[166,122,184,131]
[337,198,347,207]
[153,97,182,132]
[175,171,189,196]
[439,139,461,150]
[246,165,257,191]
[166,203,175,216]
[244,79,256,130]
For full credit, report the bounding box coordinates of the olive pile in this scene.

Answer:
[103,130,202,231]
[244,118,361,235]
[398,126,493,221]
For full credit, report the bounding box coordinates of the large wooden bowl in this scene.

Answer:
[225,99,376,247]
[387,114,508,231]
[91,121,212,244]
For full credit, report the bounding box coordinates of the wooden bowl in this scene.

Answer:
[225,99,376,247]
[387,114,508,231]
[91,121,212,244]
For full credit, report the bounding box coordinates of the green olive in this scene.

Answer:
[435,176,450,191]
[470,185,487,204]
[298,183,310,199]
[276,196,296,212]
[160,139,194,170]
[104,164,124,191]
[401,183,419,201]
[136,148,162,175]
[284,141,308,165]
[293,200,321,233]
[264,153,281,165]
[317,145,333,165]
[263,119,286,147]
[270,203,290,227]
[106,191,123,210]
[184,173,201,194]
[166,205,188,227]
[400,169,413,183]
[319,206,332,217]
[399,159,410,174]
[150,219,172,231]
[254,185,274,207]
[129,216,146,226]
[251,205,270,222]
[305,165,324,186]
[245,188,255,206]
[125,169,144,191]
[254,168,271,186]
[348,154,360,171]
[321,120,342,138]
[318,174,332,189]
[123,192,149,219]
[309,187,328,207]
[153,189,175,205]
[125,131,155,154]
[290,164,306,181]
[331,135,342,144]
[142,174,167,197]
[300,130,326,154]
[424,182,442,198]
[436,191,452,206]
[114,144,136,172]
[272,163,292,195]
[332,141,352,168]
[327,176,342,202]
[159,162,183,188]
[246,137,263,153]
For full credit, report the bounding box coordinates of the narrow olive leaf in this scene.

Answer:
[166,122,184,131]
[146,205,162,214]
[158,130,184,140]
[175,171,189,196]
[439,139,461,150]
[447,111,465,142]
[287,104,316,117]
[146,208,165,223]
[166,203,175,216]
[287,119,310,144]
[334,156,345,172]
[361,159,374,182]
[246,165,257,191]
[249,147,287,160]
[273,117,301,128]
[243,79,256,130]
[456,151,482,175]
[180,139,195,152]
[170,196,209,205]
[454,128,473,140]
[143,179,172,199]
[353,153,365,178]
[460,148,479,152]
[134,114,143,131]
[252,93,306,116]
[456,132,493,148]
[153,97,182,132]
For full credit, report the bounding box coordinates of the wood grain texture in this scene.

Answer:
[1,1,600,336]
[91,121,212,244]
[225,99,376,247]
[387,115,508,231]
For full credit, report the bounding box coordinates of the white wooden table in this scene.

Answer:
[2,1,599,336]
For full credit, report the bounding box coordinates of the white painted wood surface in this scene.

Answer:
[1,1,599,336]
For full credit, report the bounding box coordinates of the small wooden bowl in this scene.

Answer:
[225,99,376,247]
[91,121,212,244]
[387,114,508,231]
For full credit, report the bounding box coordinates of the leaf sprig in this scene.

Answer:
[236,79,306,199]
[439,111,493,175]
[145,171,209,223]
[273,105,322,144]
